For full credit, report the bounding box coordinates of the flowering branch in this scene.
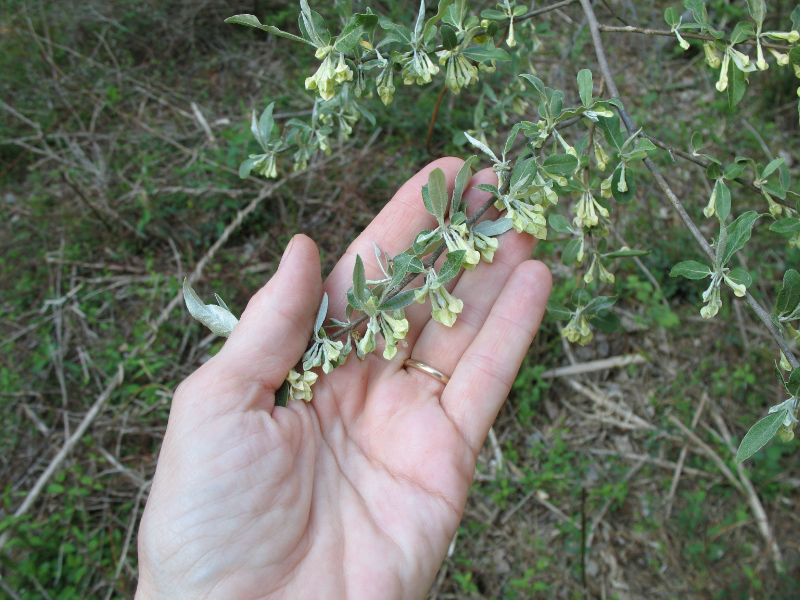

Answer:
[579,0,800,370]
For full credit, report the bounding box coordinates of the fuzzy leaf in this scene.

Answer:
[577,69,593,107]
[726,267,752,288]
[770,218,800,235]
[542,154,578,174]
[462,45,511,62]
[451,156,477,219]
[736,410,786,462]
[225,14,313,45]
[437,250,465,284]
[474,217,513,237]
[788,367,800,396]
[428,168,449,225]
[378,289,417,312]
[546,300,572,320]
[721,211,759,266]
[353,255,370,306]
[727,55,747,108]
[334,13,378,53]
[588,309,620,332]
[611,165,636,204]
[314,293,329,335]
[670,260,712,280]
[548,213,575,235]
[603,248,650,259]
[183,280,239,337]
[464,132,499,162]
[275,380,291,407]
[777,269,800,314]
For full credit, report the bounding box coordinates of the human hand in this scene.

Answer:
[135,158,552,600]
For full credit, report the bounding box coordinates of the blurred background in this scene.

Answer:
[2,0,800,597]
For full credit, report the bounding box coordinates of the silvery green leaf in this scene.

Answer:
[334,13,379,53]
[669,260,712,280]
[761,157,785,180]
[183,280,239,337]
[437,250,465,284]
[561,237,582,265]
[440,24,458,49]
[588,309,620,332]
[510,157,538,188]
[503,123,524,157]
[577,69,593,107]
[474,217,513,237]
[412,229,442,256]
[314,292,329,335]
[571,288,590,307]
[777,269,800,314]
[716,180,731,221]
[214,294,230,312]
[480,9,507,20]
[542,154,578,174]
[413,0,426,40]
[464,132,500,163]
[373,243,388,278]
[421,183,434,217]
[727,56,747,108]
[299,0,330,46]
[353,255,370,306]
[736,410,786,462]
[769,218,800,235]
[428,167,449,225]
[603,248,650,259]
[584,294,619,314]
[730,21,754,44]
[721,211,759,266]
[612,166,635,204]
[462,46,511,62]
[424,0,455,39]
[474,183,500,195]
[787,366,800,396]
[547,213,575,235]
[596,113,624,150]
[275,380,290,407]
[663,6,680,26]
[745,0,765,30]
[239,156,260,179]
[256,103,275,151]
[451,211,467,226]
[684,0,708,25]
[225,14,314,46]
[726,267,752,288]
[378,289,417,311]
[451,156,477,219]
[546,300,572,320]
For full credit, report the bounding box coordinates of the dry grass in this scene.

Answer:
[2,1,800,598]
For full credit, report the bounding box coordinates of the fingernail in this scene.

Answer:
[278,236,296,271]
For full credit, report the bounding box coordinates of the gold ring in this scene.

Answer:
[403,359,450,385]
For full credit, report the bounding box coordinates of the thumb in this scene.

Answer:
[208,234,322,408]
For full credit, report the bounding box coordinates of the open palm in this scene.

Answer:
[136,158,552,600]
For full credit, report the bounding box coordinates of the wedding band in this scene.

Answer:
[403,359,450,385]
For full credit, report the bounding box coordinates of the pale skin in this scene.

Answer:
[135,158,552,600]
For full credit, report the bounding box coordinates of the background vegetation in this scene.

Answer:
[2,0,800,597]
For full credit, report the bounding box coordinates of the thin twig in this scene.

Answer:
[579,0,799,369]
[597,23,792,51]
